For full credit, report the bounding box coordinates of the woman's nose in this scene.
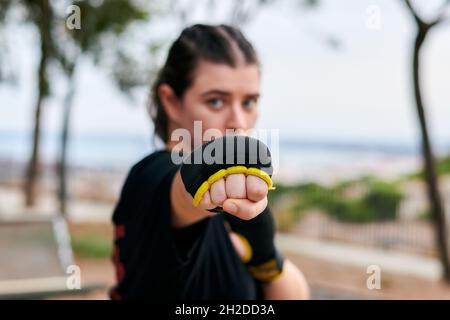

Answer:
[226,104,247,131]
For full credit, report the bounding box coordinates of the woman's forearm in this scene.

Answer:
[262,259,310,300]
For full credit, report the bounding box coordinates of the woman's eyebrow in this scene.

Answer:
[200,89,231,97]
[245,93,260,99]
[201,90,260,98]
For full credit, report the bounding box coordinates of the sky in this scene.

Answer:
[1,0,449,147]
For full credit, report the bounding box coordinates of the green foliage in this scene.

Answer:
[437,156,450,176]
[271,177,404,225]
[418,210,432,221]
[271,156,450,227]
[71,234,112,259]
[268,183,298,203]
[63,0,163,96]
[0,0,13,22]
[362,180,403,221]
[404,155,450,180]
[71,0,149,52]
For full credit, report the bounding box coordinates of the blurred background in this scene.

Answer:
[0,0,449,299]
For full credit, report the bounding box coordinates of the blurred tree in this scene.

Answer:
[21,0,57,207]
[403,0,450,281]
[0,0,163,210]
[0,2,18,86]
[54,0,153,215]
[0,1,14,84]
[1,0,67,207]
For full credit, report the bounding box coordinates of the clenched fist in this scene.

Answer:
[197,173,269,220]
[179,135,274,221]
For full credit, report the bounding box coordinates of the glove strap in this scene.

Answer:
[248,251,285,283]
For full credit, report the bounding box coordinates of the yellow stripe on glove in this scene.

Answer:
[192,166,275,206]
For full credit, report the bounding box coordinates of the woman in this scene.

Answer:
[110,24,309,300]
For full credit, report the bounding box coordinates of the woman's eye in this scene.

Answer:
[207,98,223,109]
[243,98,257,109]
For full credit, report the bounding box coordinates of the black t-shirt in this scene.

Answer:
[109,150,263,299]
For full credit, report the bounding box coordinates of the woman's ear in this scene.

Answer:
[158,84,182,124]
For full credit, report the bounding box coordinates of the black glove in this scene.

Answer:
[180,135,274,211]
[225,208,284,283]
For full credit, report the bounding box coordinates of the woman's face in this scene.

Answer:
[163,60,260,147]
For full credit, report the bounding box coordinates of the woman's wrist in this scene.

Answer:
[170,170,214,229]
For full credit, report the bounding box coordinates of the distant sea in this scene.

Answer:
[0,131,448,176]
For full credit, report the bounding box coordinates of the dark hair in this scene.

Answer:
[149,24,260,143]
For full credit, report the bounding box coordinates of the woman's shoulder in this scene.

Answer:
[121,150,179,191]
[113,149,179,219]
[129,149,176,178]
[134,149,171,166]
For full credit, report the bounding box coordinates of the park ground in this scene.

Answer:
[50,222,450,300]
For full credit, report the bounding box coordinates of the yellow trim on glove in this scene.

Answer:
[192,166,275,206]
[248,258,284,282]
[234,232,253,264]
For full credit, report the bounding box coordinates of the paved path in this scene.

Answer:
[276,233,442,280]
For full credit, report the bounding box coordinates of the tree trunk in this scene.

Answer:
[412,25,450,281]
[58,64,77,216]
[24,0,50,207]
